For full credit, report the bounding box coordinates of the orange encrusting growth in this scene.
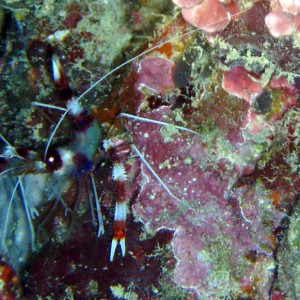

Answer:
[269,190,280,208]
[149,17,194,59]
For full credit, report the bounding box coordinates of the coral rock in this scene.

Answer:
[279,0,300,14]
[265,11,295,37]
[222,66,263,101]
[181,0,229,32]
[173,0,239,33]
[134,57,176,95]
[130,102,278,297]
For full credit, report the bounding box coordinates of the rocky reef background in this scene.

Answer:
[0,0,299,299]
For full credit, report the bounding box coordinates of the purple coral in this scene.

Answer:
[129,103,280,297]
[1,0,299,298]
[121,2,300,297]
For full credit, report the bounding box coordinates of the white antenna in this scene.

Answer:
[131,144,193,210]
[120,113,204,138]
[42,10,249,160]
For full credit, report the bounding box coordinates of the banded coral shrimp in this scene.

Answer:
[1,0,300,298]
[0,2,211,297]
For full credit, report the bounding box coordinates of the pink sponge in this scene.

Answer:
[173,0,239,34]
[279,0,300,14]
[265,11,295,37]
[264,0,300,38]
[134,57,175,95]
[222,66,263,102]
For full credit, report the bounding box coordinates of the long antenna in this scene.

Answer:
[120,113,204,138]
[43,10,250,160]
[131,144,193,210]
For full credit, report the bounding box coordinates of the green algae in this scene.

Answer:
[277,201,300,299]
[159,124,180,143]
[156,243,191,300]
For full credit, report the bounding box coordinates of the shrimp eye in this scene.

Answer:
[45,148,62,172]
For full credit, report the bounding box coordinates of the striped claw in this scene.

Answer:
[103,140,130,261]
[110,165,128,261]
[110,232,126,262]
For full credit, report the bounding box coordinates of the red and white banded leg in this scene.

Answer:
[103,139,130,261]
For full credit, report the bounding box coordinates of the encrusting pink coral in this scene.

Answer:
[134,57,175,94]
[172,0,239,34]
[265,0,300,37]
[222,66,263,102]
[126,43,287,297]
[119,3,300,297]
[265,11,295,37]
[279,0,300,14]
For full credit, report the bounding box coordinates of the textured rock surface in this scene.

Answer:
[0,0,299,299]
